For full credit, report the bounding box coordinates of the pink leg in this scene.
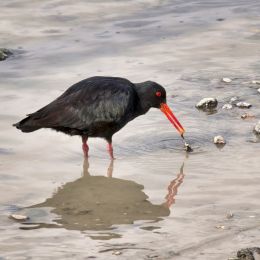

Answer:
[107,142,115,160]
[82,136,89,157]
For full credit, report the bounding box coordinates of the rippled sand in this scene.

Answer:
[0,0,260,259]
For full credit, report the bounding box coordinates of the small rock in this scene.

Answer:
[254,121,260,134]
[257,88,260,94]
[184,142,193,152]
[214,135,226,144]
[0,52,5,60]
[112,251,122,256]
[10,214,29,221]
[230,96,239,104]
[222,104,233,110]
[0,48,12,61]
[226,212,234,219]
[215,225,225,229]
[196,97,218,110]
[241,113,255,120]
[237,247,260,260]
[147,254,159,259]
[236,102,252,109]
[252,80,260,85]
[222,77,232,83]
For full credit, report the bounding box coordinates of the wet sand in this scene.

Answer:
[0,0,260,259]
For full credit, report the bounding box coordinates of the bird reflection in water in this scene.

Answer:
[20,157,185,239]
[164,163,185,208]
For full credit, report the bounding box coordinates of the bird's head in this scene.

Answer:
[135,81,185,136]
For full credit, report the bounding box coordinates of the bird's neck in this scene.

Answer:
[133,82,151,115]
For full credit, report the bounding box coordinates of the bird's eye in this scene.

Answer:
[155,91,162,97]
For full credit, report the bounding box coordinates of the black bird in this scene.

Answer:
[13,76,185,159]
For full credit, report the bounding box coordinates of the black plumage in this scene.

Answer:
[14,76,171,158]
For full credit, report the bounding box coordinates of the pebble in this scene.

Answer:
[226,212,234,219]
[258,88,260,94]
[252,80,260,84]
[237,247,260,260]
[214,135,226,144]
[236,102,252,109]
[0,48,12,61]
[222,77,232,83]
[215,225,225,229]
[222,104,233,110]
[112,251,122,256]
[184,142,193,152]
[147,254,159,259]
[10,214,29,221]
[196,97,218,110]
[230,96,239,104]
[241,113,255,119]
[254,121,260,134]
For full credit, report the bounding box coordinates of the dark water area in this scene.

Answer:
[1,0,260,259]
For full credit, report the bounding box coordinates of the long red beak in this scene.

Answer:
[160,103,185,136]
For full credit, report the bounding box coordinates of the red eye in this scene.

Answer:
[156,91,161,97]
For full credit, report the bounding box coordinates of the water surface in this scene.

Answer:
[0,0,260,259]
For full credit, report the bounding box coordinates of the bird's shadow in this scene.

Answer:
[15,157,186,240]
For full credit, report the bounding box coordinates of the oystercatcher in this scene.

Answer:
[13,76,185,159]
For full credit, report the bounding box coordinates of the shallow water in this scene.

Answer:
[1,0,260,259]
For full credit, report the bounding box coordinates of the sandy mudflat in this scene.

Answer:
[0,0,260,259]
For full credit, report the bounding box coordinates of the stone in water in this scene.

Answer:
[196,98,218,110]
[252,80,260,84]
[230,96,239,104]
[226,212,234,219]
[222,104,232,110]
[184,142,193,152]
[237,247,260,260]
[214,135,226,144]
[254,121,260,135]
[112,251,122,255]
[222,77,232,83]
[0,48,12,61]
[241,113,255,119]
[10,214,29,221]
[236,102,252,108]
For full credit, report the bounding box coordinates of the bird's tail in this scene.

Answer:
[13,116,41,133]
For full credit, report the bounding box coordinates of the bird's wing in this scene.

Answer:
[28,77,136,130]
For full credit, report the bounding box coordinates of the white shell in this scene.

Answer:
[10,214,29,221]
[214,135,226,144]
[236,102,252,108]
[222,104,232,110]
[112,251,122,255]
[222,77,232,83]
